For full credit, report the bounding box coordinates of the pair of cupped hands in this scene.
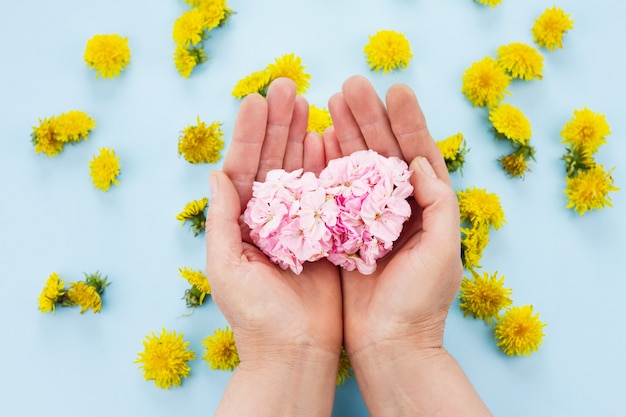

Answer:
[205,75,462,378]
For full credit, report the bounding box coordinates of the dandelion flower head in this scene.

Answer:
[459,270,513,324]
[495,305,546,356]
[489,103,532,145]
[461,56,511,108]
[38,272,65,314]
[266,53,311,95]
[363,30,413,74]
[179,267,211,295]
[196,0,230,31]
[89,147,121,192]
[84,34,131,79]
[136,328,196,389]
[499,151,531,179]
[307,105,333,135]
[173,8,208,48]
[532,6,574,51]
[560,107,611,154]
[32,117,64,157]
[232,70,272,99]
[475,0,502,7]
[174,45,199,78]
[457,187,506,229]
[496,42,544,81]
[67,281,102,314]
[177,197,208,236]
[565,165,619,215]
[437,132,467,174]
[461,224,491,270]
[178,117,224,164]
[54,111,96,142]
[202,327,240,371]
[336,347,354,386]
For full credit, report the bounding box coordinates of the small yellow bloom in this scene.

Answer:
[457,187,506,230]
[174,45,199,78]
[363,30,413,74]
[489,103,532,145]
[461,224,490,270]
[474,0,502,7]
[177,197,208,236]
[560,107,611,154]
[565,165,619,215]
[498,151,531,179]
[84,34,131,79]
[496,42,544,81]
[202,327,240,371]
[266,53,311,95]
[136,328,196,389]
[196,0,230,31]
[494,305,546,356]
[532,6,574,51]
[459,270,513,324]
[461,56,511,108]
[54,111,96,142]
[336,347,354,386]
[307,105,333,135]
[38,272,66,314]
[178,117,225,164]
[173,8,208,48]
[179,267,211,307]
[66,281,102,314]
[436,133,468,174]
[32,117,64,157]
[231,70,272,99]
[89,147,121,191]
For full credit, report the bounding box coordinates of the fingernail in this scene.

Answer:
[209,171,219,198]
[416,156,437,179]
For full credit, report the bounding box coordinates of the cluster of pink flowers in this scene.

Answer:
[243,150,414,275]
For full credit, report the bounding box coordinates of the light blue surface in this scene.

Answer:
[1,1,625,416]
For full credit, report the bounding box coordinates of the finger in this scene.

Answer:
[328,92,367,155]
[206,171,244,283]
[257,78,297,182]
[302,131,326,175]
[283,95,309,172]
[322,126,342,163]
[223,93,268,211]
[341,75,403,158]
[386,84,451,185]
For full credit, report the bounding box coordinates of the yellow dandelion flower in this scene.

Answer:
[179,267,211,307]
[498,151,531,179]
[84,34,131,79]
[136,328,196,389]
[565,165,619,215]
[307,104,333,135]
[495,305,546,356]
[560,107,611,154]
[178,117,225,164]
[363,30,413,74]
[459,270,512,324]
[436,132,468,174]
[177,197,208,236]
[37,272,65,314]
[474,0,502,7]
[174,45,199,78]
[31,117,64,157]
[461,56,511,108]
[173,8,208,48]
[489,103,532,145]
[266,53,311,95]
[89,147,121,191]
[457,187,506,230]
[336,347,354,386]
[202,327,240,371]
[496,42,544,81]
[66,281,102,314]
[197,0,229,31]
[232,70,273,99]
[460,224,490,270]
[54,110,96,142]
[532,6,574,51]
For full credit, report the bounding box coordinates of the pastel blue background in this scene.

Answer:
[1,1,624,416]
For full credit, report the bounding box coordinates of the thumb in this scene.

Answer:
[206,171,244,271]
[408,156,460,250]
